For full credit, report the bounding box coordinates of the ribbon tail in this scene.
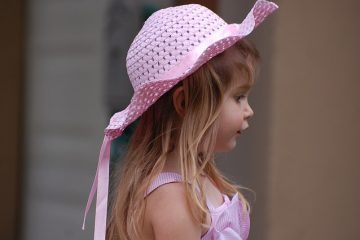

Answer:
[82,163,99,230]
[82,135,112,240]
[94,136,112,240]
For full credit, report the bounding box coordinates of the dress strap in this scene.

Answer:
[146,172,183,196]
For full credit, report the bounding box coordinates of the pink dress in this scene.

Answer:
[146,172,250,240]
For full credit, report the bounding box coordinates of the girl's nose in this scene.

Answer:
[245,104,254,120]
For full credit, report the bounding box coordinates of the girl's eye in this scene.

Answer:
[236,95,246,102]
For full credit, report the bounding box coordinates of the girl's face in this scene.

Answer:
[214,73,254,152]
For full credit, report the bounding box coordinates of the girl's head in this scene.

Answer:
[143,38,259,157]
[123,37,260,175]
[107,38,260,239]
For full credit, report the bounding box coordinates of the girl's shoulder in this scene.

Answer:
[145,172,189,222]
[145,174,202,239]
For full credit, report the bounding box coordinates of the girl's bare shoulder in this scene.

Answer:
[145,182,202,240]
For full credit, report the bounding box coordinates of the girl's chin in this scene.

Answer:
[214,140,237,153]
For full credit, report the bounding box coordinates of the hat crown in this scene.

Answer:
[126,4,227,91]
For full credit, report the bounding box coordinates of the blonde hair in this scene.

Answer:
[107,39,260,240]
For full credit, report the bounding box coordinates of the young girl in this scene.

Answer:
[83,1,278,239]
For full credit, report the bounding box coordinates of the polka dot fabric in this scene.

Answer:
[105,0,278,139]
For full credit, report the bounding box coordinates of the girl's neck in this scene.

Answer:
[162,146,182,174]
[162,146,207,177]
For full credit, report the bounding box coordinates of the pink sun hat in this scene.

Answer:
[83,1,278,239]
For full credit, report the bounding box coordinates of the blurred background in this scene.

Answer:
[1,0,359,239]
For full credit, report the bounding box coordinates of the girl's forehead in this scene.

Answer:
[228,68,253,90]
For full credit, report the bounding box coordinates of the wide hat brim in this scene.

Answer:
[105,0,278,140]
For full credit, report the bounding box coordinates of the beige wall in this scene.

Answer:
[269,0,360,239]
[22,0,108,239]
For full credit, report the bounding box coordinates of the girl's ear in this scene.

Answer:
[172,86,186,117]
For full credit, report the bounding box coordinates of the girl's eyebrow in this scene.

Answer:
[233,84,251,93]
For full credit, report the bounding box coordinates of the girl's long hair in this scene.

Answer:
[107,39,260,240]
